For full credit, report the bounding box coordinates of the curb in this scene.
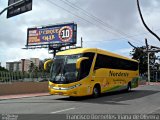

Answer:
[0,93,50,100]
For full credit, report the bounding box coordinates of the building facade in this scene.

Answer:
[19,59,31,72]
[6,62,21,71]
[30,58,40,68]
[6,58,40,72]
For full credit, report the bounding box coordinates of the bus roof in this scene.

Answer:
[56,48,138,62]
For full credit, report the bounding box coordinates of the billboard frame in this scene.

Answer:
[26,22,77,49]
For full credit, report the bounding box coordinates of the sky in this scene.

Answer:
[0,0,160,67]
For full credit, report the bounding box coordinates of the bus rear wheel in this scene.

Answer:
[126,82,131,92]
[92,85,101,98]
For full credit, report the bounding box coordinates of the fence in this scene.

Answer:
[0,71,50,83]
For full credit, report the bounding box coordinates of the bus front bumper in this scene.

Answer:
[48,85,82,97]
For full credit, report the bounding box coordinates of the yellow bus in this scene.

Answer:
[45,48,139,97]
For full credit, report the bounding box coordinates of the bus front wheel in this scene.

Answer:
[92,84,101,98]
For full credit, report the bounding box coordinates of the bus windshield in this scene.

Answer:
[50,54,82,84]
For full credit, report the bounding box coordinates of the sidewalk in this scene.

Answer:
[146,82,160,86]
[0,93,50,100]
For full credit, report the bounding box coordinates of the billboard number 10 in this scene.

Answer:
[61,29,70,39]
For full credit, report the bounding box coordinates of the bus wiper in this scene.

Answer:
[53,62,62,81]
[59,57,67,82]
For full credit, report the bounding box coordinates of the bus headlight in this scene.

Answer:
[50,84,81,90]
[68,84,81,90]
[48,85,52,88]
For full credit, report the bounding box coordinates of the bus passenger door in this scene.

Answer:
[78,54,95,96]
[81,53,95,95]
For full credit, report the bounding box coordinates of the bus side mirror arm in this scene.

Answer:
[76,57,89,70]
[44,59,53,70]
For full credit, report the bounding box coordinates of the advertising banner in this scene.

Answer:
[27,23,77,46]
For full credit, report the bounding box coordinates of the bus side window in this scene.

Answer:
[80,60,89,79]
[94,54,138,71]
[79,53,95,80]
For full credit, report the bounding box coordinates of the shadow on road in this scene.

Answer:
[0,89,159,105]
[55,90,160,105]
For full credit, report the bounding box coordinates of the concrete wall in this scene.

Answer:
[0,82,48,96]
[0,80,146,96]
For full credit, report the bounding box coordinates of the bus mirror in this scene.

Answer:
[76,57,89,69]
[44,59,53,70]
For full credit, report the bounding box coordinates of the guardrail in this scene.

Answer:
[0,71,50,83]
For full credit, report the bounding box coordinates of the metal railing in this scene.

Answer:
[0,71,50,83]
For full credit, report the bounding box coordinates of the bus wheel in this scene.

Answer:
[126,82,131,92]
[69,96,76,100]
[92,85,101,98]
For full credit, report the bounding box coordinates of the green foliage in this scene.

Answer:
[130,46,156,75]
[0,66,8,72]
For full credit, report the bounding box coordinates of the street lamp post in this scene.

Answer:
[0,0,25,16]
[147,52,150,85]
[156,72,158,83]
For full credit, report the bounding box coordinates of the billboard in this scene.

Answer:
[7,0,32,18]
[27,23,77,46]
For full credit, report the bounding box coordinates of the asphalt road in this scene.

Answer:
[0,85,160,120]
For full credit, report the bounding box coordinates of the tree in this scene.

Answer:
[0,66,8,71]
[130,46,156,75]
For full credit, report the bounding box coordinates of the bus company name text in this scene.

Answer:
[109,70,129,77]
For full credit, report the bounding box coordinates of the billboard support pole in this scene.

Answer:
[53,50,56,58]
[81,37,83,48]
[0,0,24,16]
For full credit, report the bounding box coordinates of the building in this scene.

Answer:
[19,59,31,72]
[6,58,41,72]
[6,59,30,72]
[6,61,21,71]
[13,62,21,71]
[30,58,40,68]
[6,62,14,71]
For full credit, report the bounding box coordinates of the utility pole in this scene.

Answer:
[145,39,160,84]
[137,0,160,83]
[81,37,83,48]
[0,0,24,16]
[156,72,158,82]
[129,39,160,84]
[147,51,151,84]
[145,38,151,84]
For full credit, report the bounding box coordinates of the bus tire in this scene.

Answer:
[126,82,131,92]
[92,84,101,98]
[69,96,76,100]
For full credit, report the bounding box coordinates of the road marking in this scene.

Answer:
[51,107,75,114]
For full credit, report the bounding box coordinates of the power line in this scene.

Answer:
[62,0,127,34]
[47,0,122,36]
[47,0,143,45]
[86,28,160,44]
[60,0,144,44]
[86,37,142,44]
[137,0,160,42]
